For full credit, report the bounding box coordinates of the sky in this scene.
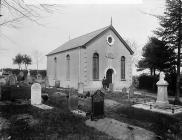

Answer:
[0,0,165,75]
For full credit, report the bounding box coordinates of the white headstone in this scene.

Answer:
[31,83,41,105]
[78,82,84,94]
[155,72,169,107]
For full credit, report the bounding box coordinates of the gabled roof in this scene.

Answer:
[47,25,134,56]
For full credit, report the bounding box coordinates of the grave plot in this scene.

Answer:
[132,72,182,115]
[68,90,105,120]
[86,118,156,140]
[31,83,53,110]
[91,90,105,120]
[67,89,88,117]
[133,102,182,115]
[78,96,92,113]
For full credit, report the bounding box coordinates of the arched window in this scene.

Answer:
[66,55,70,80]
[93,53,99,80]
[54,57,57,79]
[121,56,125,80]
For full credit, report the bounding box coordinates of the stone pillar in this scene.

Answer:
[155,72,169,108]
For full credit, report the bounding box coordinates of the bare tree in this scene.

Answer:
[125,39,141,67]
[0,0,57,27]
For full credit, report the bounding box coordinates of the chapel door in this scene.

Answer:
[106,69,113,86]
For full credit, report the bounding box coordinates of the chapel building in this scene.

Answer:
[47,24,134,92]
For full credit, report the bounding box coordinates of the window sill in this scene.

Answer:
[121,79,126,81]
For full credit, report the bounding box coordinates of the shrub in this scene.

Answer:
[30,70,47,78]
[138,74,158,92]
[3,68,47,79]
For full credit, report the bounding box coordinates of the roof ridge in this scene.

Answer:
[47,25,110,56]
[47,25,134,56]
[68,25,110,42]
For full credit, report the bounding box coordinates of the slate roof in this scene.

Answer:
[47,25,133,56]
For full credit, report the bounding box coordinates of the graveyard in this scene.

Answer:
[0,70,182,139]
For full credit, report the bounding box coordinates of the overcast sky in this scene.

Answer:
[0,0,165,74]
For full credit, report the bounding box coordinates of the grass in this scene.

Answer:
[1,87,182,139]
[0,89,116,140]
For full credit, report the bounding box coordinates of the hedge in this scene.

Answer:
[137,74,158,92]
[3,68,47,79]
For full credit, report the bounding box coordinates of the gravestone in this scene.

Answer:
[26,70,33,84]
[155,72,169,108]
[31,83,41,105]
[129,86,134,97]
[9,74,17,85]
[0,77,6,86]
[45,77,49,87]
[122,87,127,94]
[0,78,6,100]
[17,71,25,82]
[78,82,84,94]
[55,80,60,88]
[36,74,42,84]
[109,83,113,91]
[68,89,78,110]
[91,90,105,120]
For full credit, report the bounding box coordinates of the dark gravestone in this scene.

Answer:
[35,74,42,84]
[0,78,6,99]
[17,71,25,82]
[91,90,105,120]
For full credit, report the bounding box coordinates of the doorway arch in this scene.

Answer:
[106,69,114,87]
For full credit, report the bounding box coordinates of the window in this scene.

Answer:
[108,37,112,44]
[54,57,57,79]
[106,35,115,46]
[93,53,99,80]
[66,55,70,80]
[121,56,125,80]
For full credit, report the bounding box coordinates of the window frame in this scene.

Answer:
[93,52,99,81]
[121,56,126,80]
[66,54,70,81]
